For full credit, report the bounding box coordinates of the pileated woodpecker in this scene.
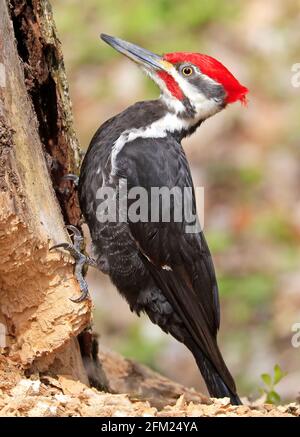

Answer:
[55,34,248,404]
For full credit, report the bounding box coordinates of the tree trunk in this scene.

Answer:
[0,0,91,383]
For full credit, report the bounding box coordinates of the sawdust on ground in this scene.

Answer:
[0,356,299,417]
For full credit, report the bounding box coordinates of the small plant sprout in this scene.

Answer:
[260,364,287,404]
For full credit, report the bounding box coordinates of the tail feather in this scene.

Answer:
[187,340,242,405]
[144,258,242,405]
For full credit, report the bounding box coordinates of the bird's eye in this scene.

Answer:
[181,66,194,76]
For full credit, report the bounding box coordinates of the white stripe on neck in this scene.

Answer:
[111,112,191,174]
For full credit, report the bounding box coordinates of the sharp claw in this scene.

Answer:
[63,173,79,186]
[70,290,89,303]
[66,225,82,238]
[50,243,70,251]
[65,225,84,252]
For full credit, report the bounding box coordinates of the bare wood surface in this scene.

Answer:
[99,346,211,409]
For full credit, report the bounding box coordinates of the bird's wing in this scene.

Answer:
[114,135,235,392]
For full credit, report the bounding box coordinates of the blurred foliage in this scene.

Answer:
[219,274,275,305]
[206,230,234,253]
[251,212,296,245]
[117,323,165,369]
[53,0,240,67]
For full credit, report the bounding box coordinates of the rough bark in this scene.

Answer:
[0,0,90,382]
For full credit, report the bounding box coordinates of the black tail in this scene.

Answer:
[144,259,242,405]
[187,340,242,405]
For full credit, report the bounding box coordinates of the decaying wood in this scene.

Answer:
[99,346,211,409]
[0,0,90,381]
[8,0,82,225]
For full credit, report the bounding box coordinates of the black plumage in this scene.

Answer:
[78,99,241,404]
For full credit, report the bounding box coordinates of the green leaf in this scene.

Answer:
[261,373,272,387]
[266,390,281,404]
[273,364,285,385]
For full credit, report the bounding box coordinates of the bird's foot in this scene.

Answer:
[50,225,97,303]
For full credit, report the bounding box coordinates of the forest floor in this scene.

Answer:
[0,352,299,417]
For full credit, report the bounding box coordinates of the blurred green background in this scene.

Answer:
[51,0,300,401]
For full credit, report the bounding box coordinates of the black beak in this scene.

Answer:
[100,34,171,72]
